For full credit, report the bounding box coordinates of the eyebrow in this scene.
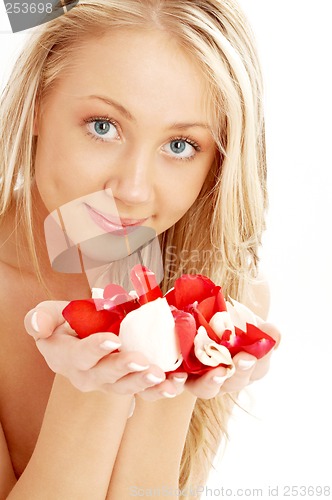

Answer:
[80,95,211,131]
[83,95,135,121]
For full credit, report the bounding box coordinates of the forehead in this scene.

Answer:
[50,28,213,126]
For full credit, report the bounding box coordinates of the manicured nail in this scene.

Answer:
[127,396,136,418]
[31,311,39,332]
[237,359,256,370]
[161,391,177,398]
[128,362,150,372]
[173,375,187,383]
[145,373,164,384]
[99,340,121,351]
[212,375,229,385]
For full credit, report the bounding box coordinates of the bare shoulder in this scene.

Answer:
[243,271,270,321]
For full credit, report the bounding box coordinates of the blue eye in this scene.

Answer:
[86,119,119,142]
[163,138,200,160]
[94,121,111,135]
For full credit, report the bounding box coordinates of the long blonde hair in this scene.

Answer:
[0,0,267,493]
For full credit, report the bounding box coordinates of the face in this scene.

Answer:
[35,29,216,264]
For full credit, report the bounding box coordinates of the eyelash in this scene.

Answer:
[83,115,120,142]
[167,136,201,162]
[83,115,202,161]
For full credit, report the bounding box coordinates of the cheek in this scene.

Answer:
[160,160,213,221]
[34,135,96,211]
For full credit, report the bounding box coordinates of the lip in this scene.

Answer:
[84,203,148,236]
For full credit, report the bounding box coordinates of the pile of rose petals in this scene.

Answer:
[62,265,276,376]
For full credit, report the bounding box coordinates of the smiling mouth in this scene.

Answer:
[84,203,149,235]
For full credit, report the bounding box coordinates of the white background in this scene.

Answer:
[1,1,331,498]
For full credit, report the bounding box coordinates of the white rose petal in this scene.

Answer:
[194,326,235,375]
[209,311,235,338]
[226,298,264,331]
[91,287,104,299]
[118,298,182,372]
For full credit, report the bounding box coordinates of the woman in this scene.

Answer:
[0,0,279,497]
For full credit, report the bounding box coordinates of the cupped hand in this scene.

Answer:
[24,302,280,402]
[24,301,184,399]
[182,322,281,399]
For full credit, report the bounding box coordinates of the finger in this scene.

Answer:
[185,367,232,399]
[249,353,272,382]
[220,353,256,393]
[168,372,188,388]
[86,351,159,388]
[259,322,282,349]
[247,323,281,382]
[137,378,181,401]
[70,332,122,370]
[138,372,188,401]
[101,363,167,396]
[24,301,70,340]
[35,331,78,374]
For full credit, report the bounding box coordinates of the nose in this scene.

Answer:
[105,148,155,207]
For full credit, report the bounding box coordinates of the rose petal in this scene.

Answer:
[209,311,235,339]
[118,297,182,372]
[62,299,124,338]
[196,289,226,323]
[172,310,207,374]
[91,287,104,299]
[226,298,262,330]
[130,265,163,304]
[172,309,197,361]
[237,323,276,358]
[194,326,235,373]
[169,274,218,310]
[220,324,276,359]
[191,307,220,343]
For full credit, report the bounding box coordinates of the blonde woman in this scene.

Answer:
[0,0,280,498]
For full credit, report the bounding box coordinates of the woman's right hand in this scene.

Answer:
[24,301,183,398]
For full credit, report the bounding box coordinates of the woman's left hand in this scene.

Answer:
[139,322,281,401]
[172,322,281,399]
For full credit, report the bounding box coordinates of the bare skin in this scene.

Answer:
[0,203,278,498]
[0,204,194,498]
[0,29,280,498]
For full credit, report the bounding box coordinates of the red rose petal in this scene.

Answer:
[196,288,227,323]
[102,283,141,313]
[172,310,213,376]
[220,324,276,359]
[103,283,131,301]
[62,299,123,339]
[130,265,163,304]
[172,309,196,360]
[192,307,220,343]
[239,323,276,358]
[164,288,176,307]
[171,274,218,310]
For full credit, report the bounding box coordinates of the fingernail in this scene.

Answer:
[127,396,136,419]
[145,373,164,384]
[173,375,187,383]
[128,362,150,372]
[99,340,121,351]
[237,359,256,370]
[212,375,229,385]
[161,391,177,398]
[31,311,39,332]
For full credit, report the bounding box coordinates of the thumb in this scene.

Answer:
[24,301,70,341]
